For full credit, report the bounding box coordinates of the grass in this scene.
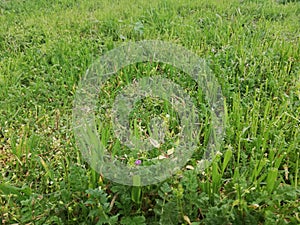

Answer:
[0,0,299,224]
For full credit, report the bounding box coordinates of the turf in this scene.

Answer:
[0,0,299,224]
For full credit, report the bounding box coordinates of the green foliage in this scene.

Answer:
[120,216,146,225]
[1,0,299,224]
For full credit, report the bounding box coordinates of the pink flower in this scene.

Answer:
[135,160,142,165]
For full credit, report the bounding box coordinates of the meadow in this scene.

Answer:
[0,0,299,224]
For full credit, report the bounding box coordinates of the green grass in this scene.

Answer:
[0,0,299,224]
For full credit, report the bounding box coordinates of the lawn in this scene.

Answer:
[0,0,299,224]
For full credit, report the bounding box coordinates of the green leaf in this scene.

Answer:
[121,216,146,225]
[222,149,232,175]
[266,167,278,193]
[0,183,32,200]
[131,186,142,204]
